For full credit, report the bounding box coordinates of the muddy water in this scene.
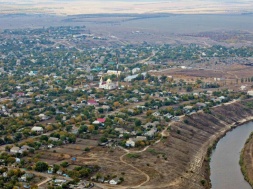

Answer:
[210,122,253,189]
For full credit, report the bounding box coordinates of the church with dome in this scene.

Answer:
[99,77,117,90]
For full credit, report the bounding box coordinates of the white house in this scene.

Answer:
[16,158,21,163]
[10,146,20,154]
[126,139,136,147]
[241,85,247,90]
[49,137,60,142]
[107,70,121,76]
[152,112,160,117]
[132,68,140,74]
[247,90,253,96]
[54,179,66,185]
[57,170,63,175]
[2,172,7,178]
[20,173,34,182]
[126,136,147,147]
[124,72,147,82]
[31,126,44,133]
[145,128,157,137]
[109,178,120,185]
[48,144,54,149]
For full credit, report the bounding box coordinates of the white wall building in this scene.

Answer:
[247,90,253,96]
[31,126,44,133]
[99,77,117,90]
[107,70,121,76]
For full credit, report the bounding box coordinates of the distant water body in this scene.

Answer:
[210,122,253,189]
[1,14,253,32]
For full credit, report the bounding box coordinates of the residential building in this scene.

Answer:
[31,126,44,133]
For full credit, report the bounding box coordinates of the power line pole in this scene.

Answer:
[116,51,119,89]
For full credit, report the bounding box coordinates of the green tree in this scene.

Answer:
[35,161,49,172]
[135,119,142,127]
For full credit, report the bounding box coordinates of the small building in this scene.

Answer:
[195,102,207,109]
[38,114,50,120]
[86,74,94,81]
[184,105,193,111]
[3,172,8,178]
[107,70,121,76]
[54,179,66,186]
[247,90,253,96]
[145,128,157,137]
[126,139,136,147]
[164,113,173,119]
[240,85,247,91]
[16,158,21,163]
[109,178,120,185]
[87,100,99,106]
[10,146,20,154]
[48,167,53,174]
[48,144,54,149]
[49,137,60,142]
[152,112,160,117]
[126,72,147,82]
[31,126,44,133]
[57,170,63,175]
[132,68,140,74]
[219,96,226,101]
[126,136,147,147]
[20,173,34,182]
[97,118,106,124]
[115,128,129,134]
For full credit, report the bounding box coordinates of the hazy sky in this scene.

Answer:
[0,0,252,15]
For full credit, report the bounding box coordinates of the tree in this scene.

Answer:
[40,135,48,141]
[160,75,167,83]
[35,161,48,172]
[14,132,22,141]
[78,125,88,133]
[53,164,60,173]
[146,110,153,116]
[99,136,108,143]
[135,119,142,127]
[66,125,73,132]
[60,161,69,168]
[186,86,193,92]
[7,157,16,164]
[113,101,120,108]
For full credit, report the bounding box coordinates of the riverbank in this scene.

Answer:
[121,98,253,189]
[240,132,253,187]
[206,116,253,189]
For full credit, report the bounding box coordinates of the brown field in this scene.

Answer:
[154,64,253,79]
[150,64,253,92]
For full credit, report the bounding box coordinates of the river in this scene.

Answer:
[210,121,253,189]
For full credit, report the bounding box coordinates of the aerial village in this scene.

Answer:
[0,26,253,189]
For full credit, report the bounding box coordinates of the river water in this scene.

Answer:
[210,121,253,189]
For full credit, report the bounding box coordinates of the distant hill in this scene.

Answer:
[0,0,253,15]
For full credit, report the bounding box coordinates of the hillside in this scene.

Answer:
[119,99,253,189]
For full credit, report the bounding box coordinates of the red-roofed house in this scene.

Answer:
[87,99,99,106]
[97,118,106,123]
